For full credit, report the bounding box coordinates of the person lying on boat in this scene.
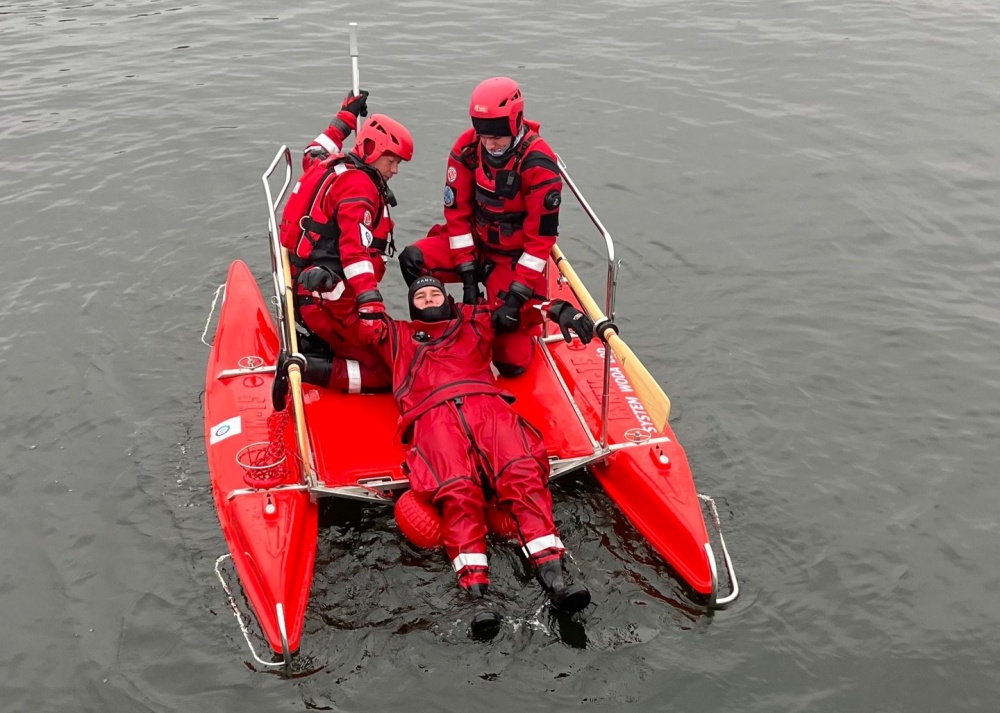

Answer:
[398,76,563,379]
[373,276,595,638]
[276,89,413,397]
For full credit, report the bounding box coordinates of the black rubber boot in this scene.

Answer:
[271,352,290,411]
[274,354,332,410]
[398,245,425,287]
[301,355,333,387]
[536,560,591,614]
[466,584,502,640]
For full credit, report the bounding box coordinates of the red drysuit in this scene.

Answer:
[401,121,563,374]
[278,119,395,392]
[376,301,565,590]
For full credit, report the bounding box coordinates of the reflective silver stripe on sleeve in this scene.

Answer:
[517,252,547,273]
[346,359,361,394]
[334,163,348,175]
[452,552,489,571]
[522,534,564,558]
[449,233,474,250]
[343,260,375,279]
[314,133,341,154]
[316,281,346,302]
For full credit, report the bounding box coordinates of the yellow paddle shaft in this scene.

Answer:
[551,244,671,431]
[280,247,316,482]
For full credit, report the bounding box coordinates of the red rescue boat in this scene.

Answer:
[203,146,738,672]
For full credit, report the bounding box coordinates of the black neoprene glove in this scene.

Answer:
[299,265,338,292]
[458,263,481,305]
[341,89,369,117]
[492,282,532,333]
[549,300,596,344]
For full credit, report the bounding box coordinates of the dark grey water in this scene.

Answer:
[2,0,998,710]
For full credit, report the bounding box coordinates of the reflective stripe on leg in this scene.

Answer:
[452,552,489,571]
[346,359,361,394]
[522,534,564,559]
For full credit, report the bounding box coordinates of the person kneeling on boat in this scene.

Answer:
[397,77,564,379]
[276,89,413,398]
[374,277,596,638]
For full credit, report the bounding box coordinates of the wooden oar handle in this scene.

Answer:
[550,243,671,429]
[277,248,316,482]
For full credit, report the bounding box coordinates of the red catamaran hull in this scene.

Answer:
[204,260,318,655]
[204,255,722,658]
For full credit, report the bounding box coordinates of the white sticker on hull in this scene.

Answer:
[209,416,242,445]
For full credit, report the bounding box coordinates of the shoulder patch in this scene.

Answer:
[363,210,373,226]
[544,189,561,210]
[447,166,458,184]
[360,224,374,247]
[444,185,456,208]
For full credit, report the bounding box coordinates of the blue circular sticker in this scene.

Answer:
[443,185,455,207]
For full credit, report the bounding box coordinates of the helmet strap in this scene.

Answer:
[482,126,527,167]
[346,151,390,196]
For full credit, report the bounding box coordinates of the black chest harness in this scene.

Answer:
[293,154,396,270]
[460,134,559,245]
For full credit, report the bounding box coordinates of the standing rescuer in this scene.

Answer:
[368,277,595,638]
[398,77,564,378]
[276,90,414,397]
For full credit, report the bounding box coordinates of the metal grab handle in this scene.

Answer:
[214,555,291,672]
[555,155,615,314]
[700,494,740,607]
[554,154,618,445]
[261,145,293,354]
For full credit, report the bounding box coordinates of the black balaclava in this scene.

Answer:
[407,276,452,322]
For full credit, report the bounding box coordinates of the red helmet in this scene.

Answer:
[469,77,523,137]
[354,114,414,163]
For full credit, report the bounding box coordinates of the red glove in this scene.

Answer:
[357,302,388,345]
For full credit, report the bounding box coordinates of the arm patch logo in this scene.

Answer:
[447,166,458,184]
[444,185,456,207]
[544,189,561,209]
[360,224,374,247]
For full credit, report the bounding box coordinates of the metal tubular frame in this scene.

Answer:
[555,155,618,448]
[700,494,740,607]
[214,555,291,672]
[262,146,293,351]
[261,146,319,492]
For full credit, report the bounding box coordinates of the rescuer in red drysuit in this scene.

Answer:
[374,276,596,638]
[397,77,564,379]
[276,90,414,395]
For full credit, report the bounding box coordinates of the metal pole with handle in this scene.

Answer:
[349,22,361,128]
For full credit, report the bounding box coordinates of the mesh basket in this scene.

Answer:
[235,411,292,489]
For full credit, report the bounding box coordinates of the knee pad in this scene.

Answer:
[398,245,425,287]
